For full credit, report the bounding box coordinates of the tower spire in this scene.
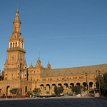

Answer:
[14,8,21,23]
[16,8,19,16]
[35,57,42,68]
[47,61,51,70]
[13,9,21,33]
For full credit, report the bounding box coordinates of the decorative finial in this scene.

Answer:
[35,57,42,68]
[13,8,21,24]
[16,8,19,16]
[47,61,51,70]
[37,57,41,63]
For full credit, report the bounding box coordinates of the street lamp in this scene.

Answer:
[96,70,101,95]
[85,72,88,90]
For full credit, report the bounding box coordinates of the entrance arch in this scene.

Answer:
[76,83,80,86]
[89,82,93,89]
[64,83,68,87]
[63,83,69,95]
[83,82,87,87]
[40,84,44,89]
[58,83,62,86]
[46,84,50,95]
[6,86,10,96]
[51,84,56,95]
[40,84,44,95]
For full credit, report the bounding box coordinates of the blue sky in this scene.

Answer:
[0,0,107,70]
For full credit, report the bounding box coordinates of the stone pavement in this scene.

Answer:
[0,97,107,107]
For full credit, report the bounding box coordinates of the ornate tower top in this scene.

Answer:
[14,9,21,23]
[35,57,42,68]
[47,62,51,70]
[8,9,24,50]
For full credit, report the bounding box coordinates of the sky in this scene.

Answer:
[0,0,107,70]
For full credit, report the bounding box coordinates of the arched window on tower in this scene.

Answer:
[13,43,14,47]
[15,42,17,47]
[10,43,12,48]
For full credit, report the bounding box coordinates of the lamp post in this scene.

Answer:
[96,70,101,95]
[85,72,88,91]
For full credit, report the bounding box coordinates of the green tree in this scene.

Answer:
[70,85,81,95]
[70,85,75,92]
[54,86,64,96]
[96,73,107,96]
[27,91,33,97]
[33,88,41,96]
[101,73,107,89]
[74,85,81,94]
[10,88,20,97]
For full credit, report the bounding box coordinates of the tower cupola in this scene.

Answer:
[8,9,25,50]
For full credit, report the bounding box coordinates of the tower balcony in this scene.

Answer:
[7,47,26,53]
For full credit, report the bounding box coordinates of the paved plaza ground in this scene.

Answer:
[0,97,107,107]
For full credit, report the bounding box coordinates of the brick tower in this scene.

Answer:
[4,9,27,81]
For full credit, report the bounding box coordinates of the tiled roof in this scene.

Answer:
[42,64,107,77]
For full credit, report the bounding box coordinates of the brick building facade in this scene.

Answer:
[0,10,107,96]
